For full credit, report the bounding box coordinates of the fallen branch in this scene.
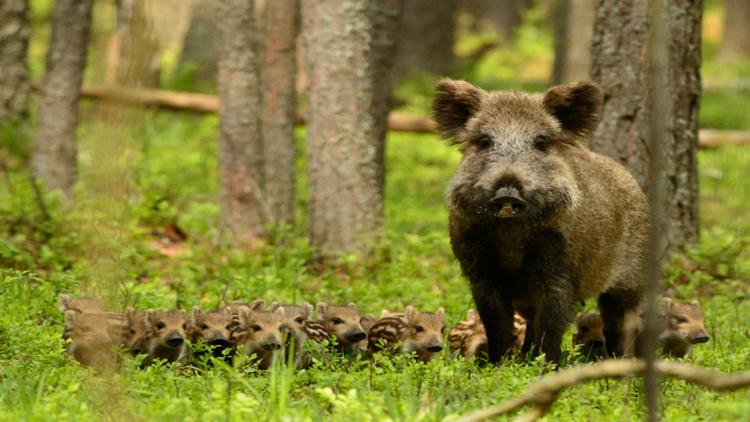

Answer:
[30,81,750,147]
[455,359,750,422]
[696,129,750,149]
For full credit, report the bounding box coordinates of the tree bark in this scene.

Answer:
[393,0,455,78]
[216,0,267,242]
[552,0,595,84]
[590,0,701,252]
[460,0,527,41]
[719,0,750,60]
[179,0,218,84]
[260,0,299,226]
[110,0,161,87]
[303,0,401,256]
[31,0,93,194]
[0,0,30,125]
[369,0,403,192]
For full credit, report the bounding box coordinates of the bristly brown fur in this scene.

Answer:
[437,79,649,364]
[432,79,486,141]
[542,81,604,139]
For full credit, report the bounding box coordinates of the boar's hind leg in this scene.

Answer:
[598,286,642,357]
[473,289,514,363]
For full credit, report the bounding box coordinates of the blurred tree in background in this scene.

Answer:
[0,0,30,126]
[719,0,750,60]
[31,0,93,195]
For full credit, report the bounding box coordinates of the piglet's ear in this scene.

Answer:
[543,80,603,139]
[432,79,485,140]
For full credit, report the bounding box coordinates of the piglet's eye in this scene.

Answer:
[534,135,550,152]
[474,135,492,150]
[156,322,166,330]
[414,326,425,333]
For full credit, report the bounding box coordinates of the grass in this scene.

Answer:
[2,1,750,420]
[1,110,750,420]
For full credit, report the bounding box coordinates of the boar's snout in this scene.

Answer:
[489,187,528,218]
[590,339,606,350]
[692,331,709,344]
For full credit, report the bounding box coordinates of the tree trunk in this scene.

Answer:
[110,0,161,87]
[0,0,30,125]
[303,0,401,256]
[179,0,218,84]
[31,0,94,194]
[719,0,750,60]
[216,0,267,242]
[260,0,299,226]
[393,0,455,78]
[590,0,701,252]
[460,0,527,41]
[369,0,403,192]
[552,0,595,84]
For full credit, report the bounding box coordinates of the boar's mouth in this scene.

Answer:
[489,187,528,218]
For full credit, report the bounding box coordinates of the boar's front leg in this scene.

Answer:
[472,284,515,363]
[525,230,575,364]
[530,282,574,364]
[451,226,515,362]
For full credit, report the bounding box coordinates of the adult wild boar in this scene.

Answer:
[433,79,648,363]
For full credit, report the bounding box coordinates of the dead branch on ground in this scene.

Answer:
[455,359,750,422]
[29,82,750,148]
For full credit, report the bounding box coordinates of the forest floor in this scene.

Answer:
[2,2,750,420]
[1,112,750,420]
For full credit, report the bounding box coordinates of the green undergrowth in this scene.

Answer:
[1,112,750,420]
[3,1,750,419]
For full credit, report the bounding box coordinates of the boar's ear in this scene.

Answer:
[145,310,157,327]
[237,305,251,321]
[432,79,485,140]
[316,302,327,317]
[64,309,77,329]
[690,299,700,306]
[405,305,416,322]
[192,307,203,319]
[270,302,281,312]
[249,299,265,311]
[436,308,446,323]
[59,294,72,313]
[124,307,139,323]
[360,315,375,331]
[543,80,603,139]
[302,303,313,318]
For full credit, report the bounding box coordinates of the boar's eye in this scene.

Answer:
[252,324,263,332]
[295,317,305,325]
[533,135,551,152]
[155,322,166,330]
[473,134,493,150]
[331,318,344,325]
[199,323,209,330]
[414,325,425,333]
[182,322,189,330]
[672,316,688,324]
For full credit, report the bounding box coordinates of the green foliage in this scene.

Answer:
[1,115,750,419]
[4,1,750,419]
